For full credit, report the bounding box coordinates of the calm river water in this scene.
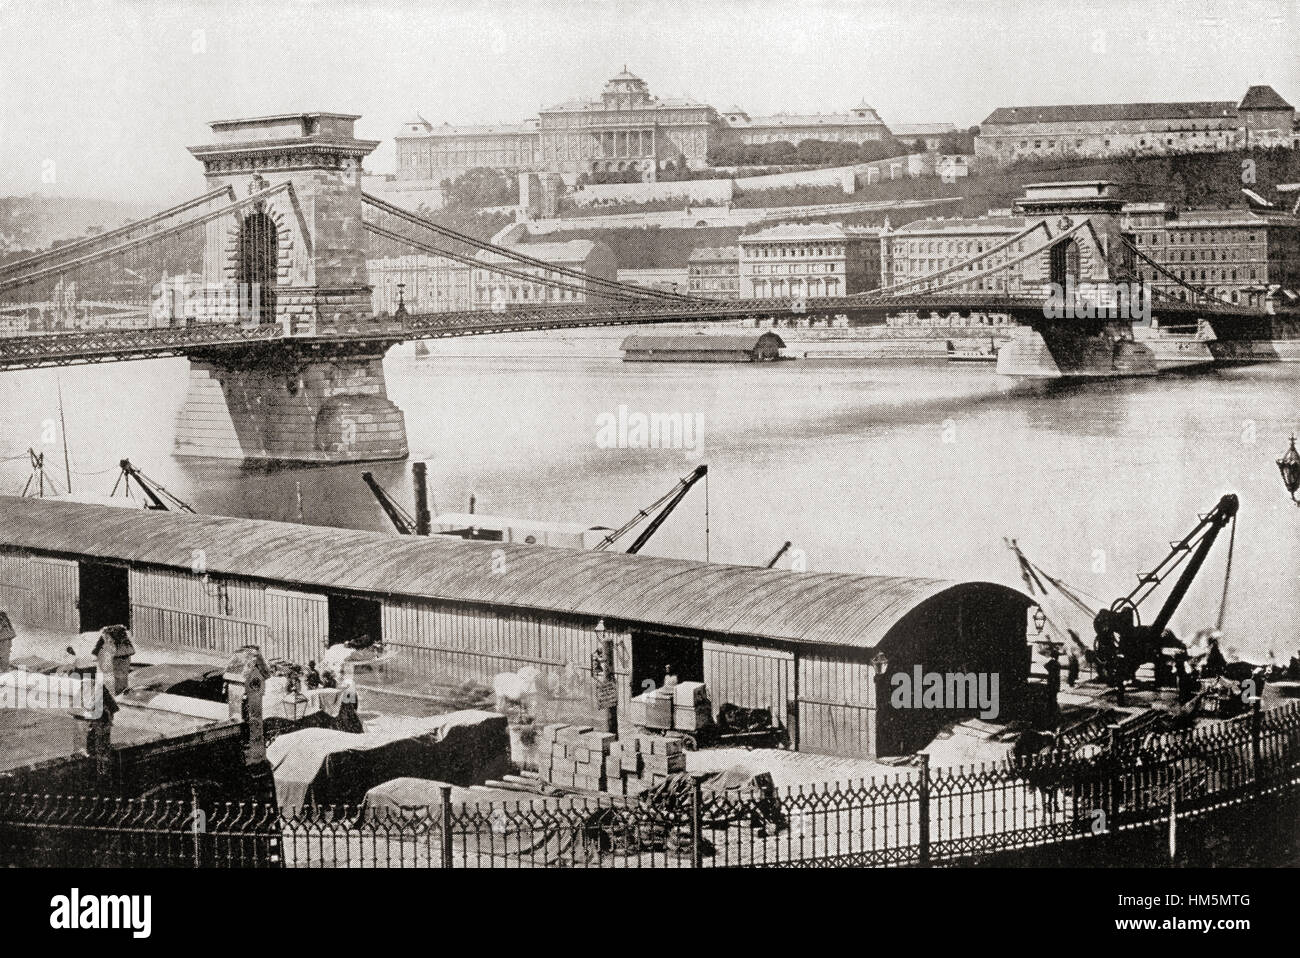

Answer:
[2,342,1297,663]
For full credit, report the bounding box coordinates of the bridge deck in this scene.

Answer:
[0,295,1275,370]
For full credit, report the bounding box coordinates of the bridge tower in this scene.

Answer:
[174,113,408,464]
[997,181,1157,378]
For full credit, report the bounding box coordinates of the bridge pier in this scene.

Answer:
[997,324,1157,378]
[174,341,407,465]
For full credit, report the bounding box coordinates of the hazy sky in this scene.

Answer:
[1,0,1296,203]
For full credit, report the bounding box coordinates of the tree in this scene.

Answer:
[439,168,517,209]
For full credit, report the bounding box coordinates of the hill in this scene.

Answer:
[0,195,156,260]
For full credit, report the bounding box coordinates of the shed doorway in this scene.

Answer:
[631,631,703,695]
[78,562,130,632]
[327,595,382,648]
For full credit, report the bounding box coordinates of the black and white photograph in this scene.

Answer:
[0,0,1295,936]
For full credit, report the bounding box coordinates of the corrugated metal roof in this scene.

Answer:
[0,497,1029,651]
[620,333,784,352]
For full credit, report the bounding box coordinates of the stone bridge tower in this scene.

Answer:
[174,113,408,464]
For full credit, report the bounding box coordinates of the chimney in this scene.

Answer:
[93,625,134,696]
[224,645,271,765]
[413,462,432,536]
[74,683,118,782]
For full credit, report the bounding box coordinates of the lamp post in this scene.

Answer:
[592,619,616,734]
[1278,435,1300,506]
[869,652,890,758]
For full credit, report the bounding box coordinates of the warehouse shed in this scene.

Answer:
[0,496,1032,758]
[620,332,785,363]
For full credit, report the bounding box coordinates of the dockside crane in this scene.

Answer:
[362,463,432,535]
[111,459,196,512]
[1092,493,1238,685]
[765,541,793,569]
[363,463,706,556]
[593,464,707,554]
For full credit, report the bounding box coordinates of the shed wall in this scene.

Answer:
[703,640,794,726]
[797,651,877,757]
[27,557,79,632]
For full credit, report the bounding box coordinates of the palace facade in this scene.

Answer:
[396,68,939,188]
[975,85,1297,163]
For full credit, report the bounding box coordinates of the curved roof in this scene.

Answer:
[0,497,1029,652]
[620,332,785,352]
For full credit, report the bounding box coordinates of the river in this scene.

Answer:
[1,341,1297,664]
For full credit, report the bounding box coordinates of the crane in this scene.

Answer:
[111,460,196,512]
[1092,493,1238,686]
[361,466,437,536]
[765,541,792,569]
[364,463,706,556]
[593,465,708,555]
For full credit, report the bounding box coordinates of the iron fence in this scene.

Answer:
[2,703,1297,868]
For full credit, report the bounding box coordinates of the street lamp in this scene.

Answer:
[1032,606,1047,634]
[589,619,607,679]
[282,668,308,721]
[870,651,890,679]
[1277,435,1300,506]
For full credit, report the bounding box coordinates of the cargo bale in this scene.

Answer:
[582,731,617,754]
[557,726,594,745]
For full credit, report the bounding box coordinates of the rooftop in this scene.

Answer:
[621,333,785,352]
[0,497,1029,653]
[740,110,887,128]
[890,123,957,136]
[0,694,220,774]
[688,246,739,261]
[475,240,605,264]
[1238,85,1293,111]
[399,121,537,138]
[740,222,881,242]
[982,101,1239,126]
[892,215,1028,235]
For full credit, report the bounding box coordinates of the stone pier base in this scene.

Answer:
[997,324,1157,379]
[174,341,408,465]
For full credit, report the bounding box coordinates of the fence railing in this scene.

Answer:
[2,702,1297,868]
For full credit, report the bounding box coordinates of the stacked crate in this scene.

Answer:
[671,682,712,731]
[537,724,616,791]
[604,734,687,796]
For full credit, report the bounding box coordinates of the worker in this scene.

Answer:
[1174,653,1197,705]
[305,660,321,690]
[1204,637,1227,678]
[1044,649,1062,718]
[320,669,338,689]
[1066,651,1080,688]
[663,664,678,691]
[337,680,363,733]
[1094,630,1117,684]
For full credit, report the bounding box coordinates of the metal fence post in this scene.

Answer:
[1250,696,1263,793]
[439,784,453,869]
[917,752,931,867]
[690,776,703,868]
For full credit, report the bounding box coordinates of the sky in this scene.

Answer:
[0,0,1297,203]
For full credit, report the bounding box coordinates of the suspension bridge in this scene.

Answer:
[0,112,1290,463]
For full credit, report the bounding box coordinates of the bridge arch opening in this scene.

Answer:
[238,208,278,324]
[1049,237,1081,288]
